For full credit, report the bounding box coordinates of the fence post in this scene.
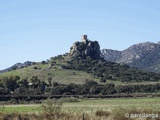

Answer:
[82,113,85,120]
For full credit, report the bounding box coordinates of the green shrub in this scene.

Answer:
[61,97,79,103]
[41,99,63,117]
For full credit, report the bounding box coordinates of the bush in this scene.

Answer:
[41,99,63,117]
[61,97,79,103]
[10,98,18,104]
[33,66,38,69]
[95,109,110,117]
[100,78,106,83]
[41,61,46,64]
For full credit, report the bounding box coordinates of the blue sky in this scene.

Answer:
[0,0,160,70]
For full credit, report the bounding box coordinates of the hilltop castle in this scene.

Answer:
[70,35,101,59]
[81,35,88,43]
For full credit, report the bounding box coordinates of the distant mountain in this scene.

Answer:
[101,41,160,72]
[0,61,33,73]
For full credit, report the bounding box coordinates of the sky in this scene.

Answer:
[0,0,160,70]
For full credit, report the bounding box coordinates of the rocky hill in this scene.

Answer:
[101,41,160,72]
[1,36,160,98]
[70,35,101,59]
[1,36,160,84]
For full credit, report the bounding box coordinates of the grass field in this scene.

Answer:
[2,97,160,113]
[0,62,97,85]
[1,64,160,86]
[1,97,160,120]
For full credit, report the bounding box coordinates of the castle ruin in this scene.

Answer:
[70,35,101,59]
[81,35,88,43]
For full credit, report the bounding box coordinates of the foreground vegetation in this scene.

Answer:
[0,55,160,119]
[0,97,160,120]
[0,75,160,98]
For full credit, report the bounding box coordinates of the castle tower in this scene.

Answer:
[82,35,87,40]
[81,35,88,43]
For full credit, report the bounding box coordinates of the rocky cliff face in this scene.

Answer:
[101,42,160,72]
[70,36,101,59]
[101,49,121,62]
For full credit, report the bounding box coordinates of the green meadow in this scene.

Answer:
[2,97,160,113]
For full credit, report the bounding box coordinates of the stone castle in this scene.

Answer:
[70,35,101,59]
[81,35,88,43]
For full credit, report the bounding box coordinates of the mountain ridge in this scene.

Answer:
[0,61,33,73]
[2,41,160,73]
[101,41,160,72]
[0,40,160,73]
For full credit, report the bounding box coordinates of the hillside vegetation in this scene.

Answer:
[0,55,95,85]
[0,55,160,97]
[0,37,160,98]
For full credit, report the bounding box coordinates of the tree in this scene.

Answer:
[89,86,100,94]
[31,76,40,84]
[48,77,52,87]
[100,78,106,83]
[84,80,98,88]
[66,83,78,95]
[53,81,59,87]
[2,76,19,91]
[41,61,46,64]
[18,78,29,88]
[37,81,46,94]
[14,87,28,95]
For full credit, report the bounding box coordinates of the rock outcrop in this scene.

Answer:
[70,35,101,59]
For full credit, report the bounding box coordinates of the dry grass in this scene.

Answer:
[0,107,159,120]
[0,112,110,120]
[95,109,110,117]
[112,107,160,120]
[1,98,160,120]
